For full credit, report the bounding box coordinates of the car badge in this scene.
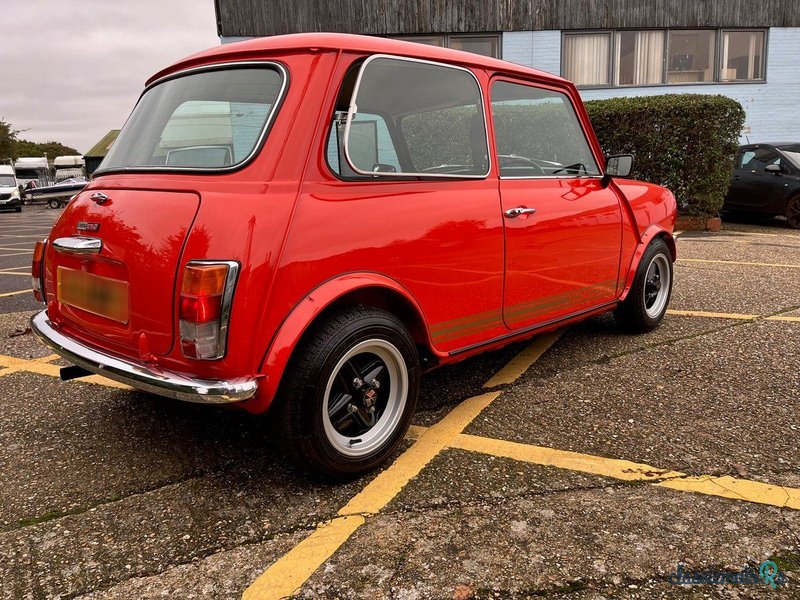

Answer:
[90,192,109,204]
[76,221,100,233]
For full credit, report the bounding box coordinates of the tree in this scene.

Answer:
[0,120,19,162]
[15,139,80,158]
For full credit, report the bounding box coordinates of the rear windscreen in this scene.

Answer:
[98,65,285,173]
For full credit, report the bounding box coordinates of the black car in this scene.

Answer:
[724,143,800,229]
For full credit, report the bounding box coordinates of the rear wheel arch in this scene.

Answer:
[245,275,439,414]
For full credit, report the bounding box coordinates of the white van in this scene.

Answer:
[0,165,22,212]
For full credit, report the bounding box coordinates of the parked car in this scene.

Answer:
[31,33,676,477]
[724,143,800,229]
[0,165,22,212]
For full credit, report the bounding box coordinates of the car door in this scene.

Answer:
[490,78,623,330]
[728,147,786,211]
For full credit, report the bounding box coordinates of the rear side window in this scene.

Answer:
[491,80,600,177]
[738,148,781,170]
[99,65,286,173]
[331,56,489,178]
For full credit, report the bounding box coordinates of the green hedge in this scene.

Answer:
[585,94,745,216]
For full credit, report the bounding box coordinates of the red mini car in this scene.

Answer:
[32,33,676,477]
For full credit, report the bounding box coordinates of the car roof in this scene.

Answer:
[740,142,800,149]
[147,32,567,87]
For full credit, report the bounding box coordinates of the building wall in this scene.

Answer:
[503,27,800,143]
[216,0,800,37]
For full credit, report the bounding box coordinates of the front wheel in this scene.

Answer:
[615,238,673,333]
[786,195,800,229]
[276,306,420,478]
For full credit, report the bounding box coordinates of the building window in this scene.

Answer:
[563,33,611,86]
[721,30,766,81]
[391,34,500,58]
[562,28,766,88]
[668,30,716,83]
[615,30,665,85]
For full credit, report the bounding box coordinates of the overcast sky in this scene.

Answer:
[3,1,220,153]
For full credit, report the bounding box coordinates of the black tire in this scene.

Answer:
[786,195,800,229]
[275,306,420,479]
[14,206,21,213]
[615,238,673,333]
[48,199,60,209]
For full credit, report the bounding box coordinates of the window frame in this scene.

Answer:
[561,31,613,88]
[341,53,492,180]
[94,61,289,177]
[489,76,605,181]
[390,33,502,59]
[719,28,768,83]
[561,28,768,89]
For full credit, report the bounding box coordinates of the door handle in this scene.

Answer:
[52,236,102,255]
[504,207,537,218]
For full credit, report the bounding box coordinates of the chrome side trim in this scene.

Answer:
[30,311,257,404]
[53,236,102,255]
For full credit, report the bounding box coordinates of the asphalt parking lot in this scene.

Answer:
[0,206,798,599]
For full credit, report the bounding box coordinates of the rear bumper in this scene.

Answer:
[30,311,257,404]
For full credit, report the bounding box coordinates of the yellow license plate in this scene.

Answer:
[57,267,129,324]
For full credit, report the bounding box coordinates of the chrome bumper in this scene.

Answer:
[30,311,257,404]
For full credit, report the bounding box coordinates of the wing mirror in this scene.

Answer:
[765,164,782,174]
[605,154,634,177]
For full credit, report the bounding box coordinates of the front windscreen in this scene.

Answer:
[0,175,16,186]
[778,145,800,169]
[98,65,285,173]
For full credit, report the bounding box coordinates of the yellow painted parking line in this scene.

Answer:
[0,289,31,298]
[0,241,39,248]
[483,330,562,387]
[667,309,757,320]
[765,315,800,323]
[451,434,800,511]
[658,475,800,510]
[453,434,684,481]
[0,252,34,258]
[243,332,563,600]
[0,234,52,239]
[678,258,800,269]
[243,392,501,600]
[667,309,800,323]
[0,353,131,389]
[722,228,800,240]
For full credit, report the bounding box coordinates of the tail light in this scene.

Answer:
[179,261,239,360]
[31,239,46,303]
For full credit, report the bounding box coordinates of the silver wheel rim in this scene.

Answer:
[643,253,671,319]
[322,339,408,458]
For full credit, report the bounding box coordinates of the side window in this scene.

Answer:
[739,148,780,170]
[327,112,401,176]
[330,56,488,178]
[491,80,600,177]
